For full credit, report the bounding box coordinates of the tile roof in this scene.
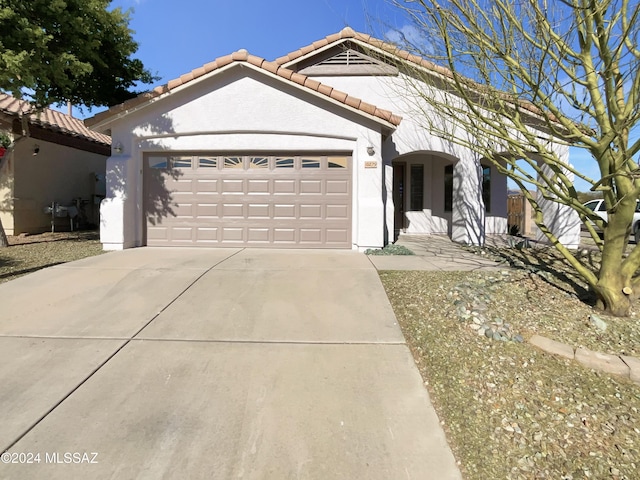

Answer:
[277,28,558,124]
[0,94,111,146]
[84,49,402,128]
[275,27,454,78]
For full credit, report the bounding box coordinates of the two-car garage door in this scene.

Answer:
[144,154,352,248]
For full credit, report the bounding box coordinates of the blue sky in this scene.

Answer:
[78,0,615,192]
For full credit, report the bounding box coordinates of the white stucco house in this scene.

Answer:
[86,28,579,251]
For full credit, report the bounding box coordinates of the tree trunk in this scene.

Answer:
[595,282,632,316]
[595,248,633,316]
[0,216,8,248]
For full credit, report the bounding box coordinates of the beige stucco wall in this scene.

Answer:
[0,147,14,235]
[11,138,106,234]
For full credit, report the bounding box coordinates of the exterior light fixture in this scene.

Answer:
[366,146,375,156]
[114,142,123,154]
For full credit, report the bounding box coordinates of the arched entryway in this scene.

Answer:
[391,151,459,241]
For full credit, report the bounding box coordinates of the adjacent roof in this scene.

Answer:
[0,94,111,146]
[84,49,402,129]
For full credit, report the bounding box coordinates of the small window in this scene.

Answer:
[444,165,453,212]
[224,157,243,169]
[198,157,217,168]
[171,156,192,168]
[328,156,348,169]
[410,164,424,211]
[301,157,321,169]
[249,157,269,169]
[482,165,491,212]
[275,157,294,168]
[148,157,169,169]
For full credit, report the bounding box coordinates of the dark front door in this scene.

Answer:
[392,163,405,241]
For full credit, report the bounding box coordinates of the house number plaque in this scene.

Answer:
[364,161,378,168]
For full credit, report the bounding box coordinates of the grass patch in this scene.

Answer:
[380,270,640,480]
[365,244,415,255]
[0,231,105,284]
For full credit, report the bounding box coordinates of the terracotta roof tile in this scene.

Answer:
[344,96,361,109]
[0,93,110,146]
[85,46,402,128]
[330,90,348,103]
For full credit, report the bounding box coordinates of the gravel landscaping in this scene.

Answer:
[380,258,640,479]
[0,231,105,284]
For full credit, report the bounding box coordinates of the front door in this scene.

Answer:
[392,163,405,241]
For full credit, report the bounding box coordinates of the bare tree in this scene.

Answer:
[386,0,640,316]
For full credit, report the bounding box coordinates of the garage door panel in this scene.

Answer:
[247,204,270,218]
[222,204,244,217]
[299,229,322,243]
[299,204,322,219]
[196,204,219,217]
[274,180,296,194]
[248,179,270,193]
[196,227,219,242]
[171,227,194,241]
[326,204,349,219]
[196,179,219,193]
[273,229,296,243]
[145,154,351,248]
[300,180,322,194]
[274,204,296,218]
[326,180,349,194]
[222,228,244,242]
[222,179,244,193]
[326,229,349,243]
[174,203,195,218]
[247,228,270,242]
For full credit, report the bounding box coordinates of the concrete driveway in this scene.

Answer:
[0,248,461,479]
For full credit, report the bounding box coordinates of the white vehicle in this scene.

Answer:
[583,198,640,243]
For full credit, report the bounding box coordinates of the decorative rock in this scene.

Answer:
[588,313,607,332]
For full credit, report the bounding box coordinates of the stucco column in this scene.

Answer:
[355,133,385,250]
[534,151,581,248]
[100,155,133,250]
[451,155,485,245]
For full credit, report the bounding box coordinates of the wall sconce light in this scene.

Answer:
[366,146,375,156]
[33,145,40,156]
[114,142,123,154]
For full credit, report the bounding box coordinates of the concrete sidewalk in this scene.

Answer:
[0,248,462,479]
[367,234,504,271]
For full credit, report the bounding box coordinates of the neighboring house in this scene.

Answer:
[86,28,579,251]
[0,94,109,235]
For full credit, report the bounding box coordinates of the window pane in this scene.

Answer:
[148,157,168,169]
[224,156,243,169]
[328,156,348,168]
[301,157,321,168]
[410,164,424,211]
[275,157,294,168]
[249,156,269,169]
[171,156,192,168]
[198,157,217,168]
[444,165,453,212]
[482,165,491,212]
